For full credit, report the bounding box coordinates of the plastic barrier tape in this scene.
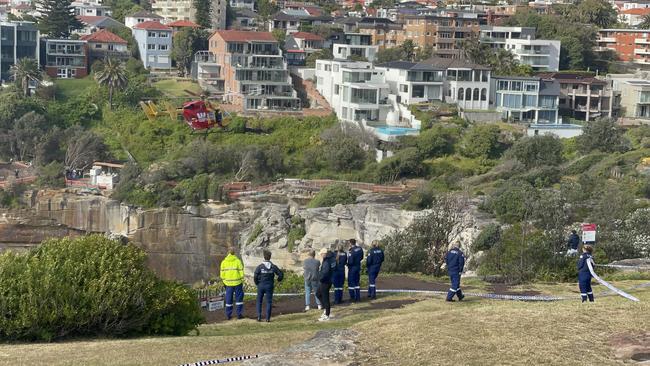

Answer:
[245,289,565,301]
[179,354,258,366]
[587,259,640,302]
[595,264,650,270]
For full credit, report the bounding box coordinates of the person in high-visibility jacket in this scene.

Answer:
[220,247,245,320]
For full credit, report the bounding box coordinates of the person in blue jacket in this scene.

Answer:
[577,245,595,303]
[366,240,384,300]
[332,244,347,304]
[254,250,284,322]
[445,245,466,302]
[347,239,364,303]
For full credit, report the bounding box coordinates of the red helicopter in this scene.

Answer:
[140,98,228,133]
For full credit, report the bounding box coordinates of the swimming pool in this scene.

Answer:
[373,126,420,136]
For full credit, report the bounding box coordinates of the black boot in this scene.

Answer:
[446,291,455,302]
[581,295,587,303]
[587,293,594,302]
[457,289,465,301]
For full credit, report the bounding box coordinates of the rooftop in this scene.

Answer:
[166,19,201,28]
[419,57,491,70]
[213,30,277,42]
[536,72,606,85]
[291,31,324,41]
[621,8,650,15]
[76,15,124,29]
[80,29,127,44]
[133,21,171,31]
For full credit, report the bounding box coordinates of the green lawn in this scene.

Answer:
[152,79,202,98]
[54,77,97,100]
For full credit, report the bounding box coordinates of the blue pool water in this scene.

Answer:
[374,126,420,135]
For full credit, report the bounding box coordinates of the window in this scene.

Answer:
[158,56,169,64]
[400,84,408,93]
[148,55,156,62]
[525,82,538,92]
[147,44,156,50]
[412,85,425,98]
[502,93,522,108]
[473,88,480,101]
[511,81,522,91]
[95,44,102,48]
[640,91,650,103]
[350,88,378,104]
[458,88,464,101]
[333,64,339,72]
[497,80,508,91]
[159,32,169,38]
[108,44,114,51]
[481,88,487,101]
[334,84,339,95]
[158,44,168,50]
[523,94,537,107]
[539,95,557,108]
[148,31,156,37]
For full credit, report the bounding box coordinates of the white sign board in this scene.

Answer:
[581,223,597,243]
[208,298,224,311]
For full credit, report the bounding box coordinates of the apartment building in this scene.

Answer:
[538,72,616,122]
[315,59,391,125]
[401,10,486,58]
[284,31,325,66]
[230,0,255,11]
[597,29,650,65]
[80,29,129,65]
[356,17,403,49]
[269,9,332,34]
[210,0,227,30]
[608,74,650,120]
[151,0,194,23]
[72,1,111,17]
[0,21,39,82]
[331,33,378,62]
[40,38,88,79]
[208,30,300,111]
[132,21,172,69]
[376,60,445,105]
[192,50,224,93]
[491,76,560,124]
[480,26,560,71]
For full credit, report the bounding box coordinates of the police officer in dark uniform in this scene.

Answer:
[366,240,384,300]
[567,230,580,256]
[333,244,347,304]
[577,245,595,303]
[254,250,284,322]
[347,239,364,303]
[445,244,466,302]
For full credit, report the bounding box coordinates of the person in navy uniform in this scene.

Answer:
[567,230,580,256]
[445,244,466,302]
[577,245,595,303]
[333,244,347,304]
[254,250,284,322]
[347,239,364,303]
[366,240,384,299]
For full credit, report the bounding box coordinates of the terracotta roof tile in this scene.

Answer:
[292,31,324,41]
[80,29,127,44]
[133,20,171,31]
[167,19,201,28]
[621,7,650,15]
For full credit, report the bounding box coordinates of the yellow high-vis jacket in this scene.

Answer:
[220,254,244,287]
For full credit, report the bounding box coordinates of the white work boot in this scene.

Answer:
[318,315,330,322]
[304,306,310,311]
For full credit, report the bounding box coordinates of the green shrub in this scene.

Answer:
[248,223,264,244]
[508,135,564,168]
[563,153,607,175]
[286,216,306,252]
[472,223,501,252]
[308,183,358,208]
[0,235,203,341]
[520,166,562,188]
[274,270,304,293]
[482,180,538,224]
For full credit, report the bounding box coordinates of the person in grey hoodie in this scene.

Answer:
[303,250,322,311]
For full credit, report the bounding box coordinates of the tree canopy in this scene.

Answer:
[36,0,82,37]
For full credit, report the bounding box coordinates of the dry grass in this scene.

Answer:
[0,279,647,366]
[354,283,650,366]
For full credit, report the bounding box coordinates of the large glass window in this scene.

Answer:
[538,110,556,123]
[343,71,372,83]
[458,88,464,101]
[497,80,509,91]
[350,88,377,104]
[473,88,480,101]
[523,94,537,107]
[511,81,522,91]
[457,70,471,81]
[481,88,487,101]
[640,91,650,103]
[502,93,522,108]
[525,82,538,92]
[412,85,425,98]
[539,95,557,108]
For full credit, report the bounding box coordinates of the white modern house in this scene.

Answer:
[125,10,163,29]
[479,26,561,71]
[377,61,446,105]
[332,33,379,62]
[132,21,172,70]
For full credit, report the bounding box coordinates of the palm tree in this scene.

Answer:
[640,14,650,29]
[94,58,128,110]
[10,58,41,97]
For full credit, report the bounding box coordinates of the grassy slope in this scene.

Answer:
[0,280,647,365]
[54,77,96,99]
[152,79,202,98]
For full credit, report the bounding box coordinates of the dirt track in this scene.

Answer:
[202,275,540,324]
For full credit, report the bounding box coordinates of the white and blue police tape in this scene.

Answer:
[595,263,650,270]
[588,259,640,302]
[179,354,258,366]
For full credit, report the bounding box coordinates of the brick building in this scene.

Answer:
[597,29,650,65]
